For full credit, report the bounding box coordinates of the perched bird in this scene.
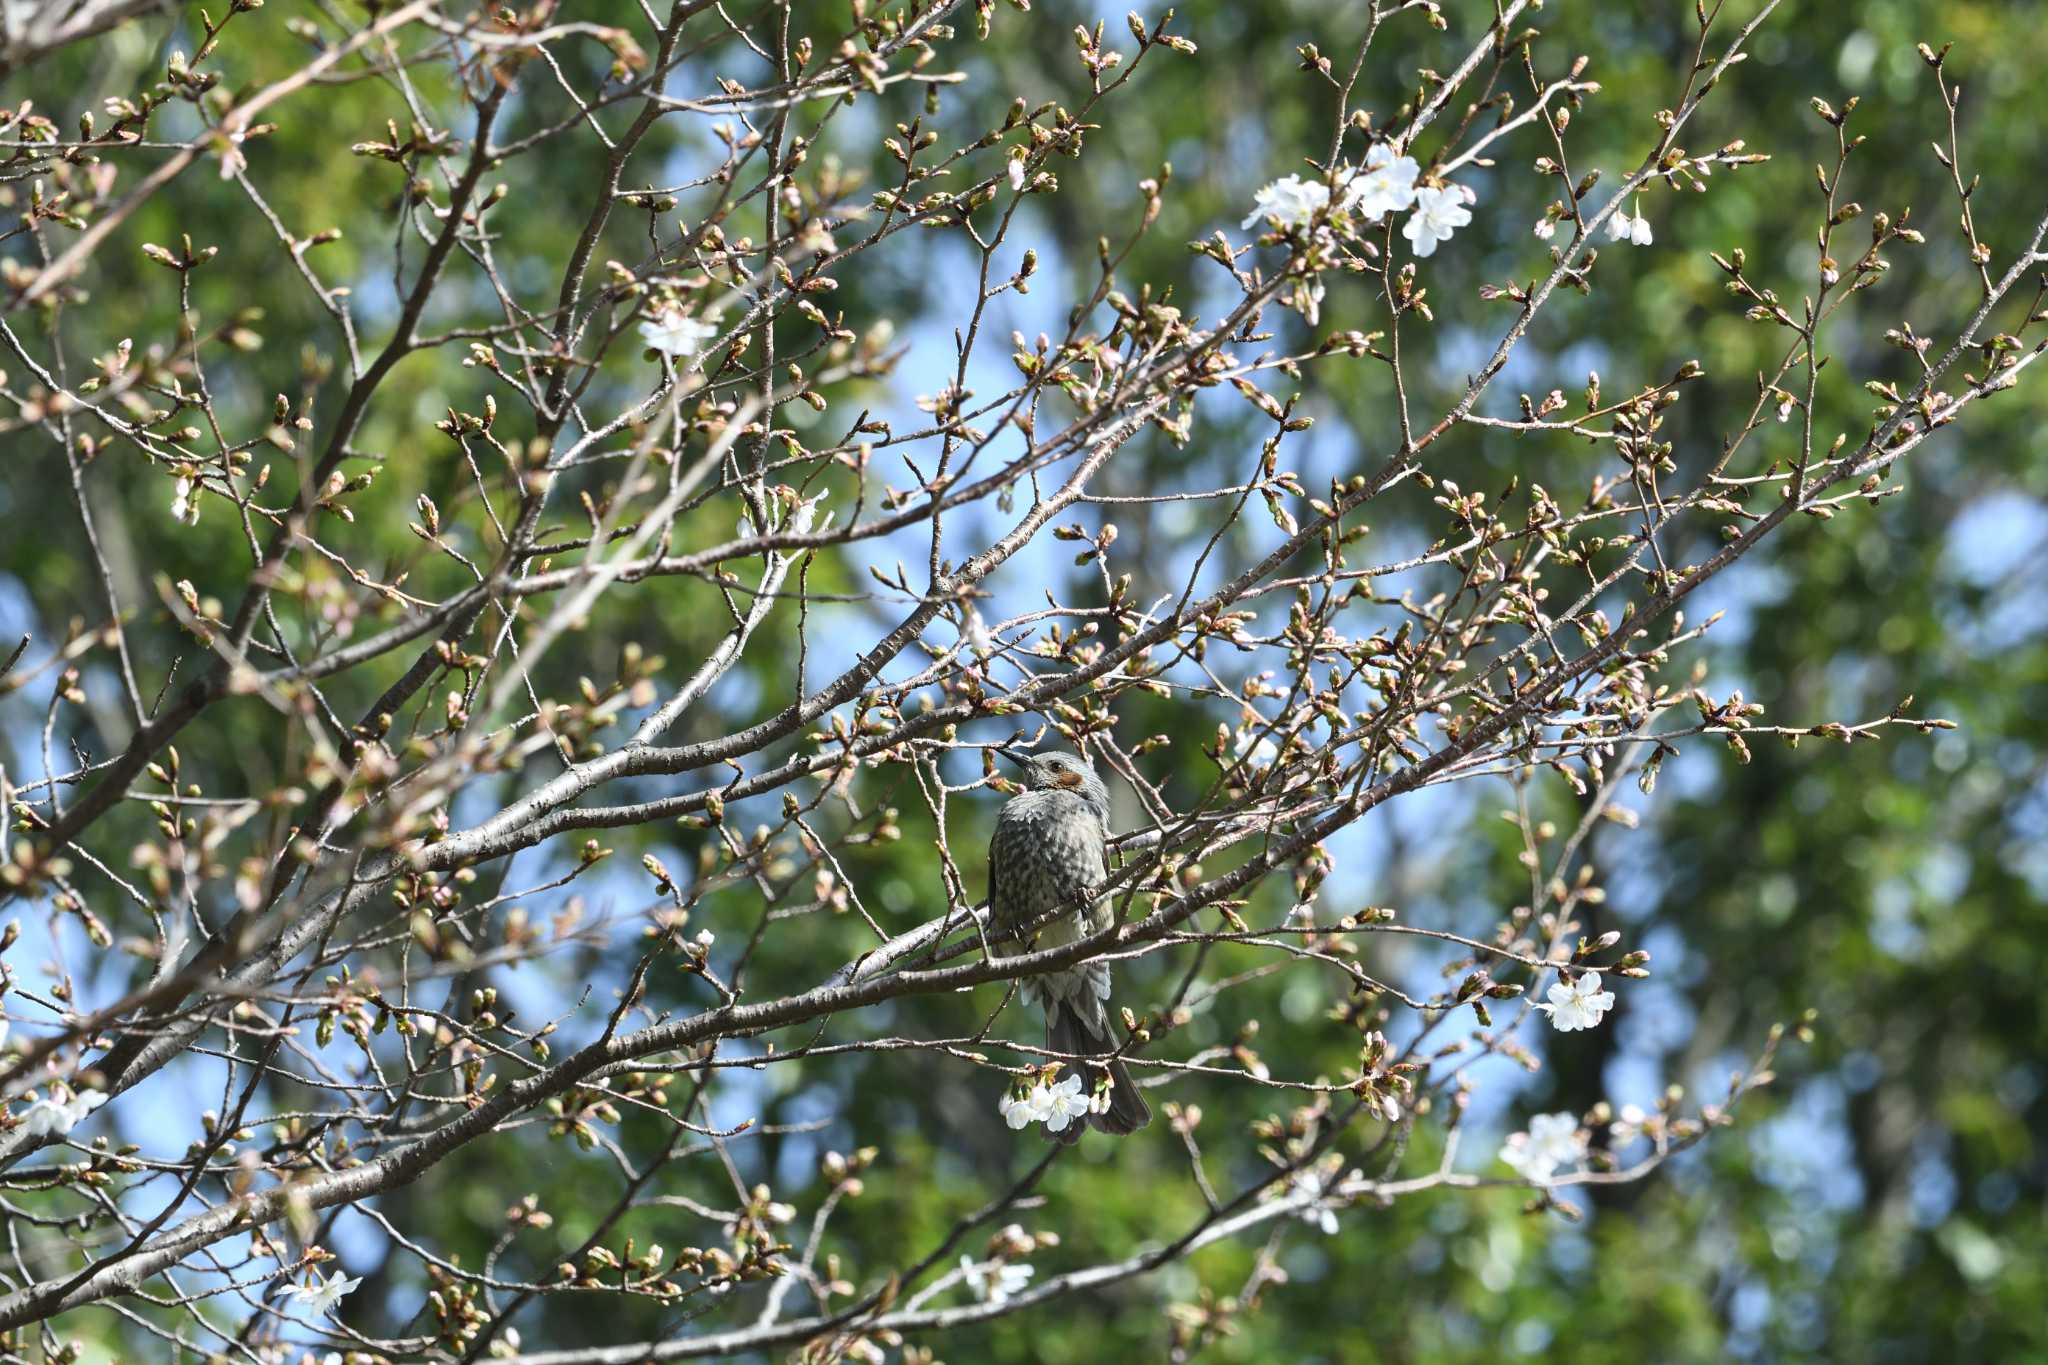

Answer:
[987,748,1150,1140]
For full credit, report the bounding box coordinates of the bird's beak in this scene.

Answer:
[989,747,1027,792]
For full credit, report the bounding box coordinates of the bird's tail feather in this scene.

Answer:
[1047,1001,1151,1138]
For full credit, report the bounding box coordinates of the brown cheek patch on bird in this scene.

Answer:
[1055,770,1084,789]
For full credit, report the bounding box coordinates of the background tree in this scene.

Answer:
[0,1,2043,1361]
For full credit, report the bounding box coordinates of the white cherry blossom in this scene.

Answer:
[1037,1072,1088,1133]
[1606,201,1653,246]
[171,476,200,526]
[958,606,996,659]
[960,1255,1035,1304]
[1402,183,1473,258]
[284,1267,362,1317]
[1242,174,1330,231]
[998,1085,1049,1130]
[1341,142,1421,220]
[1287,1167,1342,1235]
[639,307,719,360]
[1535,970,1616,1032]
[19,1087,107,1139]
[1500,1112,1587,1183]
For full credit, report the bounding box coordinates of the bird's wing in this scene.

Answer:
[986,805,1017,938]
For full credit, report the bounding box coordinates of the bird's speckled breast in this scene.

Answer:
[990,791,1106,922]
[988,789,1113,1008]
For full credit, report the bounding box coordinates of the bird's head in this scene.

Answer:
[1001,748,1111,823]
